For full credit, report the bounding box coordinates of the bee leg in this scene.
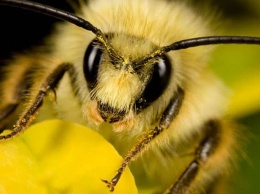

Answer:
[164,120,226,194]
[0,63,73,140]
[102,87,185,192]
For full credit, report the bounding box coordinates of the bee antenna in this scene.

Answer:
[1,1,259,66]
[0,0,101,35]
[164,36,260,52]
[134,36,260,66]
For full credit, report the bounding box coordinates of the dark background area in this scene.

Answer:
[0,0,259,193]
[0,0,73,60]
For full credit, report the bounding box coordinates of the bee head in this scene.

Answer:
[83,34,172,124]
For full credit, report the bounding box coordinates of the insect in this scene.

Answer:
[0,0,259,193]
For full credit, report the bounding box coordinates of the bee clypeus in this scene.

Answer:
[0,0,259,193]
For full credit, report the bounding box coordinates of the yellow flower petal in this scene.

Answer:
[0,120,138,194]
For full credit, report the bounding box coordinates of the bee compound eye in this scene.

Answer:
[83,39,103,90]
[135,55,172,112]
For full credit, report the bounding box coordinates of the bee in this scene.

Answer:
[0,0,259,193]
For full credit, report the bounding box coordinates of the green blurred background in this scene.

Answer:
[208,0,260,193]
